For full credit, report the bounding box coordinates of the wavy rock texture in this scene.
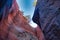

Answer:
[32,0,60,40]
[0,0,45,40]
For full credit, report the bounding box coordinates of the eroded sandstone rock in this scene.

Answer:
[0,0,45,40]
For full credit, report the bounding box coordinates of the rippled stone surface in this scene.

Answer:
[32,0,60,40]
[0,0,45,40]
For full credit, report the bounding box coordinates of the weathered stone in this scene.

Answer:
[0,0,45,40]
[32,0,60,40]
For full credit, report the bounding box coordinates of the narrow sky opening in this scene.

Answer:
[16,0,37,28]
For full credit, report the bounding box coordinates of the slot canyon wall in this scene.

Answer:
[0,0,45,40]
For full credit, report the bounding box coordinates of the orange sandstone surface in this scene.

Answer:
[0,0,45,40]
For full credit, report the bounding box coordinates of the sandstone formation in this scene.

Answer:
[0,0,45,40]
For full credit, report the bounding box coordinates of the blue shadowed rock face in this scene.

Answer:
[0,0,13,21]
[0,0,7,21]
[0,0,7,8]
[32,0,60,40]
